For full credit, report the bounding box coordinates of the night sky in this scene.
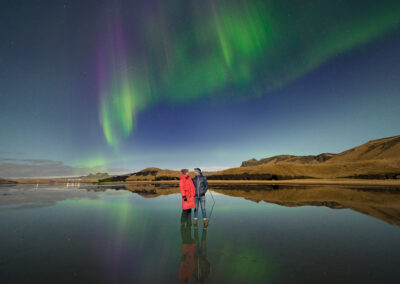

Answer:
[1,0,400,177]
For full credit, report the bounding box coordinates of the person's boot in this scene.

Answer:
[193,218,198,226]
[203,219,208,228]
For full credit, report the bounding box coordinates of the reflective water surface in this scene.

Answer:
[1,184,399,283]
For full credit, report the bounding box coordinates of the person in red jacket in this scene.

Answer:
[180,169,196,218]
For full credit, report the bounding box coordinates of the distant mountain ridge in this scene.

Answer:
[241,135,400,167]
[126,168,181,181]
[98,135,400,182]
[326,135,400,163]
[208,135,400,180]
[82,172,110,179]
[241,153,335,167]
[100,167,182,182]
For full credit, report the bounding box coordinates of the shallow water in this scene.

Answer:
[0,184,399,283]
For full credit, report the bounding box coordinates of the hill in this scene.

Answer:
[126,168,182,181]
[100,167,184,182]
[83,172,110,180]
[326,135,400,163]
[241,135,400,167]
[98,135,400,182]
[241,153,335,167]
[209,135,400,180]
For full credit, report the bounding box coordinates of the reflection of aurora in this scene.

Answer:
[62,193,180,282]
[3,186,400,282]
[96,0,400,149]
[215,244,277,282]
[61,190,279,282]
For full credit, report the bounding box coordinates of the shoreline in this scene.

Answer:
[101,178,400,187]
[3,178,400,188]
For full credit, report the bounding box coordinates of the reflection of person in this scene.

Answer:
[178,213,211,284]
[194,227,211,283]
[180,169,196,217]
[178,211,195,284]
[192,168,209,228]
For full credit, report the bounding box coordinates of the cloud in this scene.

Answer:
[0,151,26,155]
[0,158,105,178]
[0,158,62,165]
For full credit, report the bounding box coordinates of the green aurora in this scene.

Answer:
[97,0,400,149]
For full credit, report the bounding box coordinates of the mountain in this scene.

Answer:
[99,135,400,182]
[326,135,400,163]
[83,172,110,179]
[126,167,181,181]
[100,167,183,182]
[241,153,335,167]
[241,135,400,167]
[209,135,400,180]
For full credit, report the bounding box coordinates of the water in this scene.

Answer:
[0,184,399,283]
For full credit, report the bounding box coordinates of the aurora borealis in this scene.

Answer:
[1,0,400,176]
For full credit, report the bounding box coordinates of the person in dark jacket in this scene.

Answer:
[192,168,209,228]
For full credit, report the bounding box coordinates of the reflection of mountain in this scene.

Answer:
[212,186,400,226]
[121,184,400,226]
[2,183,398,226]
[120,184,400,226]
[125,184,180,197]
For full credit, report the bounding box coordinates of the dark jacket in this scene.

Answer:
[192,175,208,196]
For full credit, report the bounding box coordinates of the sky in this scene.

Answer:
[0,0,400,177]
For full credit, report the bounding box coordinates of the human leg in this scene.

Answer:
[200,195,207,219]
[194,196,200,219]
[181,209,191,224]
[199,196,208,227]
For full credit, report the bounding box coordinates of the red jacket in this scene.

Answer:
[180,174,196,210]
